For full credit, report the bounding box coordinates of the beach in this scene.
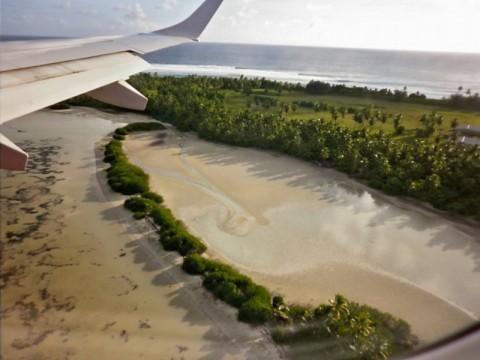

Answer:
[122,123,480,343]
[0,108,285,360]
[2,108,479,359]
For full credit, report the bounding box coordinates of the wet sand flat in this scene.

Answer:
[0,109,284,360]
[123,125,480,343]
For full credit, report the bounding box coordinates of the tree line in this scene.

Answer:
[306,80,480,110]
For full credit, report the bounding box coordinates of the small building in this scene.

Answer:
[455,125,480,146]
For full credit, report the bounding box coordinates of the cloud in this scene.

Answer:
[80,9,99,16]
[115,3,146,20]
[306,3,333,11]
[115,4,130,12]
[220,15,237,27]
[112,2,163,33]
[52,1,72,9]
[160,0,178,10]
[127,3,146,20]
[21,13,35,25]
[238,6,258,19]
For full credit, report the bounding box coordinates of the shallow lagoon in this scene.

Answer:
[124,125,480,342]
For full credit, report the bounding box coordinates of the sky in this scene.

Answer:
[1,0,480,53]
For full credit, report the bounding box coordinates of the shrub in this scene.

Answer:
[115,128,129,136]
[214,280,247,308]
[142,191,164,204]
[238,296,273,324]
[150,206,176,227]
[104,139,125,164]
[176,232,207,256]
[395,125,405,135]
[159,234,179,252]
[107,161,149,195]
[161,228,206,256]
[185,256,236,275]
[182,254,209,275]
[200,265,272,324]
[204,271,250,307]
[382,176,403,195]
[155,215,206,256]
[133,211,147,219]
[124,197,157,214]
[113,134,126,141]
[103,154,117,163]
[287,304,311,321]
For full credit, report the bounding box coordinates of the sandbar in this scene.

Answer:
[123,123,480,343]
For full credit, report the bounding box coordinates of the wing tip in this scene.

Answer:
[154,0,223,39]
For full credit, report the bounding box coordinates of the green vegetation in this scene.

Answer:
[104,139,149,195]
[124,196,159,219]
[127,74,480,219]
[103,123,206,256]
[183,254,272,324]
[141,191,164,204]
[102,121,418,359]
[103,123,165,195]
[271,294,416,359]
[106,161,149,195]
[305,80,480,111]
[222,82,480,134]
[75,73,479,357]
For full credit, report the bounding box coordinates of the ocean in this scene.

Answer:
[143,42,480,100]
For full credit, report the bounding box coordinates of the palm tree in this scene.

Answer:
[327,294,350,324]
[350,311,374,339]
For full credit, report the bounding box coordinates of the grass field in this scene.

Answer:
[223,89,480,141]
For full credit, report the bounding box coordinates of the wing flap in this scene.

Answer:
[87,80,148,111]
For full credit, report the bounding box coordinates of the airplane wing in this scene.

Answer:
[0,0,223,171]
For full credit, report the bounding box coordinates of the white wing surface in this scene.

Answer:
[0,0,223,170]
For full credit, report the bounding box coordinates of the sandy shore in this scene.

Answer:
[0,109,285,360]
[122,124,480,343]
